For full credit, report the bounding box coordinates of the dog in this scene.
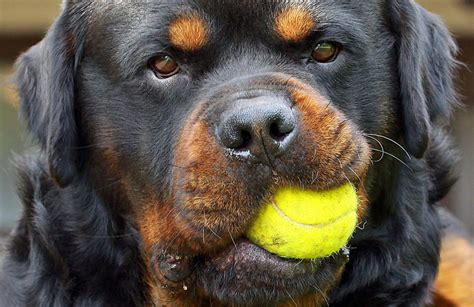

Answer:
[0,0,469,306]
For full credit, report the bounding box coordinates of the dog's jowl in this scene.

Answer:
[0,1,465,306]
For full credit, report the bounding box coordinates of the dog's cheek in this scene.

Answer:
[171,114,269,250]
[276,77,372,219]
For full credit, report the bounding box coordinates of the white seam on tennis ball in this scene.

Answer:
[270,200,355,228]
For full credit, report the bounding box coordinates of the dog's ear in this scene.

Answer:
[389,0,458,158]
[16,4,85,187]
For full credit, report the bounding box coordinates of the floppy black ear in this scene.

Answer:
[389,0,458,158]
[16,3,84,187]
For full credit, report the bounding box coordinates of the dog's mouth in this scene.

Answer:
[156,237,349,305]
[151,183,361,305]
[145,176,368,305]
[146,152,370,304]
[200,237,349,304]
[145,155,369,304]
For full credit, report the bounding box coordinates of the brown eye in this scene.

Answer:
[150,55,180,78]
[311,42,340,63]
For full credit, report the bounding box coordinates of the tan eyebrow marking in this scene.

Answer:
[275,7,315,43]
[169,14,209,52]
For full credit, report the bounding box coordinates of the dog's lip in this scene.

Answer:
[201,238,321,277]
[157,238,323,284]
[157,237,320,282]
[192,238,350,304]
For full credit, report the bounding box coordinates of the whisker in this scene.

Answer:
[364,135,385,163]
[312,284,330,307]
[365,133,411,160]
[285,290,298,307]
[337,158,354,188]
[228,229,237,249]
[310,171,319,185]
[162,207,176,220]
[158,208,184,255]
[162,228,183,256]
[346,164,368,195]
[96,179,123,191]
[311,149,318,163]
[203,211,223,240]
[357,220,367,230]
[371,148,412,170]
[208,227,223,240]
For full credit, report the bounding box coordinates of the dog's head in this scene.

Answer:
[16,0,457,305]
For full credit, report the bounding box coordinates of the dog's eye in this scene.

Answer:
[150,55,180,78]
[311,42,341,63]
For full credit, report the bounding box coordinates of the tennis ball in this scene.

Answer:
[246,183,358,259]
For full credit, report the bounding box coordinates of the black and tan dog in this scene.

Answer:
[0,0,471,306]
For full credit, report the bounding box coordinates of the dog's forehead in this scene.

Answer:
[90,0,336,28]
[88,0,349,52]
[92,0,315,14]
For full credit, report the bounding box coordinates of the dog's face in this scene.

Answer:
[16,0,457,305]
[77,1,383,303]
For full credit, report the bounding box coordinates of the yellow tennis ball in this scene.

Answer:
[246,183,359,259]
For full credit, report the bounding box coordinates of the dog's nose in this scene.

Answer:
[217,96,297,161]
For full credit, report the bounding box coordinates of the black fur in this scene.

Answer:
[0,0,458,306]
[389,0,458,158]
[15,2,87,188]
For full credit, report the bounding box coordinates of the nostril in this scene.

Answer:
[269,122,290,141]
[269,115,296,142]
[218,117,254,151]
[236,129,252,150]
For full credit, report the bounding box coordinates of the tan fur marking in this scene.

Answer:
[284,76,371,217]
[275,7,315,42]
[139,202,201,306]
[169,14,209,52]
[433,235,474,307]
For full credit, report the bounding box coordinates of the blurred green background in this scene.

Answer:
[0,0,473,235]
